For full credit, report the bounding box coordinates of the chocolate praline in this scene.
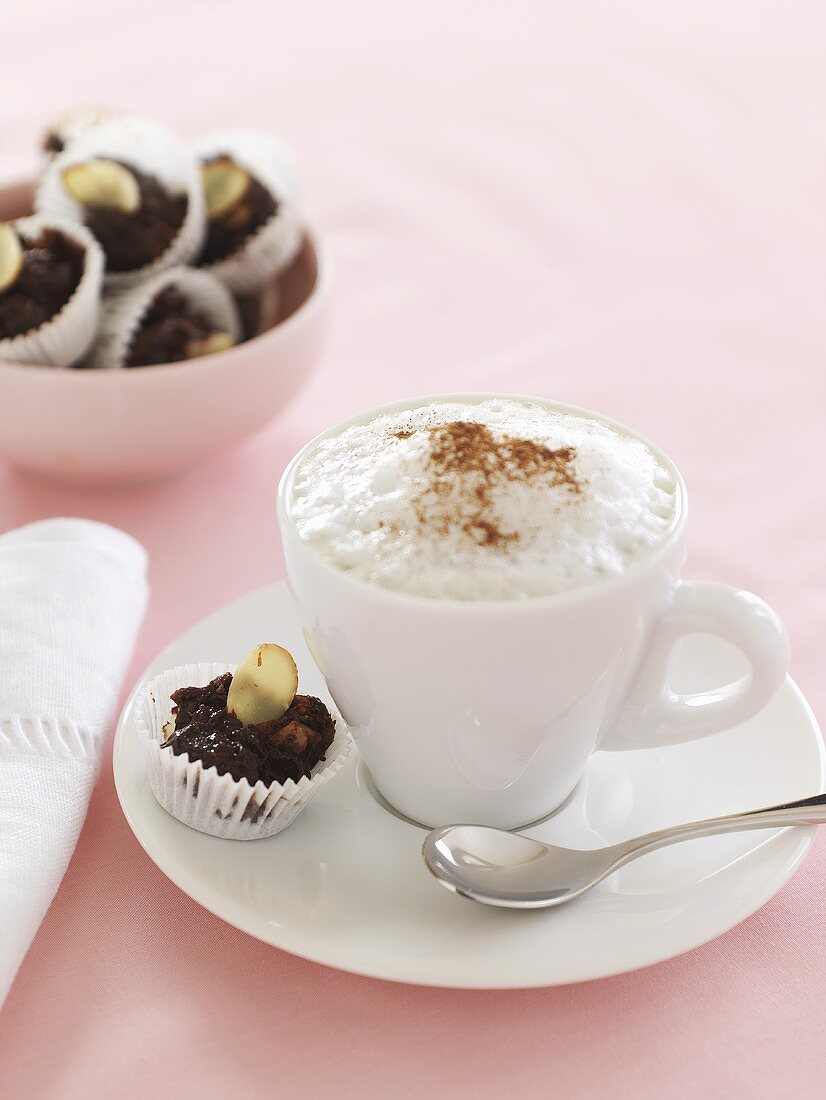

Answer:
[79,160,187,272]
[198,155,277,265]
[0,228,84,339]
[124,286,221,367]
[162,672,335,787]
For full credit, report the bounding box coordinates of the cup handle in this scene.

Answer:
[602,582,790,750]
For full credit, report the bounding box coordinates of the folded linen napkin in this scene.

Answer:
[0,519,148,1004]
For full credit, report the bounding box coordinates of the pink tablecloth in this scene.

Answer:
[1,2,824,1096]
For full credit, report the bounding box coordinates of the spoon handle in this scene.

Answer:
[617,793,826,863]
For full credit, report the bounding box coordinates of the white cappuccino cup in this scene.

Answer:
[277,395,789,829]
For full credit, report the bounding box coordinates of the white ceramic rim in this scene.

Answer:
[0,226,330,380]
[276,393,688,612]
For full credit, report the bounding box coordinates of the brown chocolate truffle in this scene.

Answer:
[0,227,84,339]
[162,672,336,787]
[70,160,187,272]
[198,154,277,266]
[124,286,232,367]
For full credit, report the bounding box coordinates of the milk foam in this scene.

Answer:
[289,399,678,600]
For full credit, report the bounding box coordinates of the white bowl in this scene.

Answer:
[0,181,330,485]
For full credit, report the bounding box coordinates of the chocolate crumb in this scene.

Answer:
[43,132,64,155]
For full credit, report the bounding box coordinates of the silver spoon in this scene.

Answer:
[422,793,826,909]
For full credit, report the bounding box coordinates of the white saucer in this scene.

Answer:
[113,582,824,988]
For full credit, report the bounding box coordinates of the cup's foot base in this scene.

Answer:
[355,759,582,832]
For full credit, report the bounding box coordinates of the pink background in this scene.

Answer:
[1,1,825,1096]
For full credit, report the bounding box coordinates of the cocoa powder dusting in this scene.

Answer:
[393,421,583,548]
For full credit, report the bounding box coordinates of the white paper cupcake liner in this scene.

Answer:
[35,116,205,290]
[42,105,123,159]
[85,265,241,369]
[0,216,104,368]
[194,130,303,293]
[137,663,351,840]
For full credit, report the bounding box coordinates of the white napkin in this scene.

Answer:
[0,518,148,1004]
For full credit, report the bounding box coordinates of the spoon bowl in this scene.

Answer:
[424,825,627,908]
[423,793,826,909]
